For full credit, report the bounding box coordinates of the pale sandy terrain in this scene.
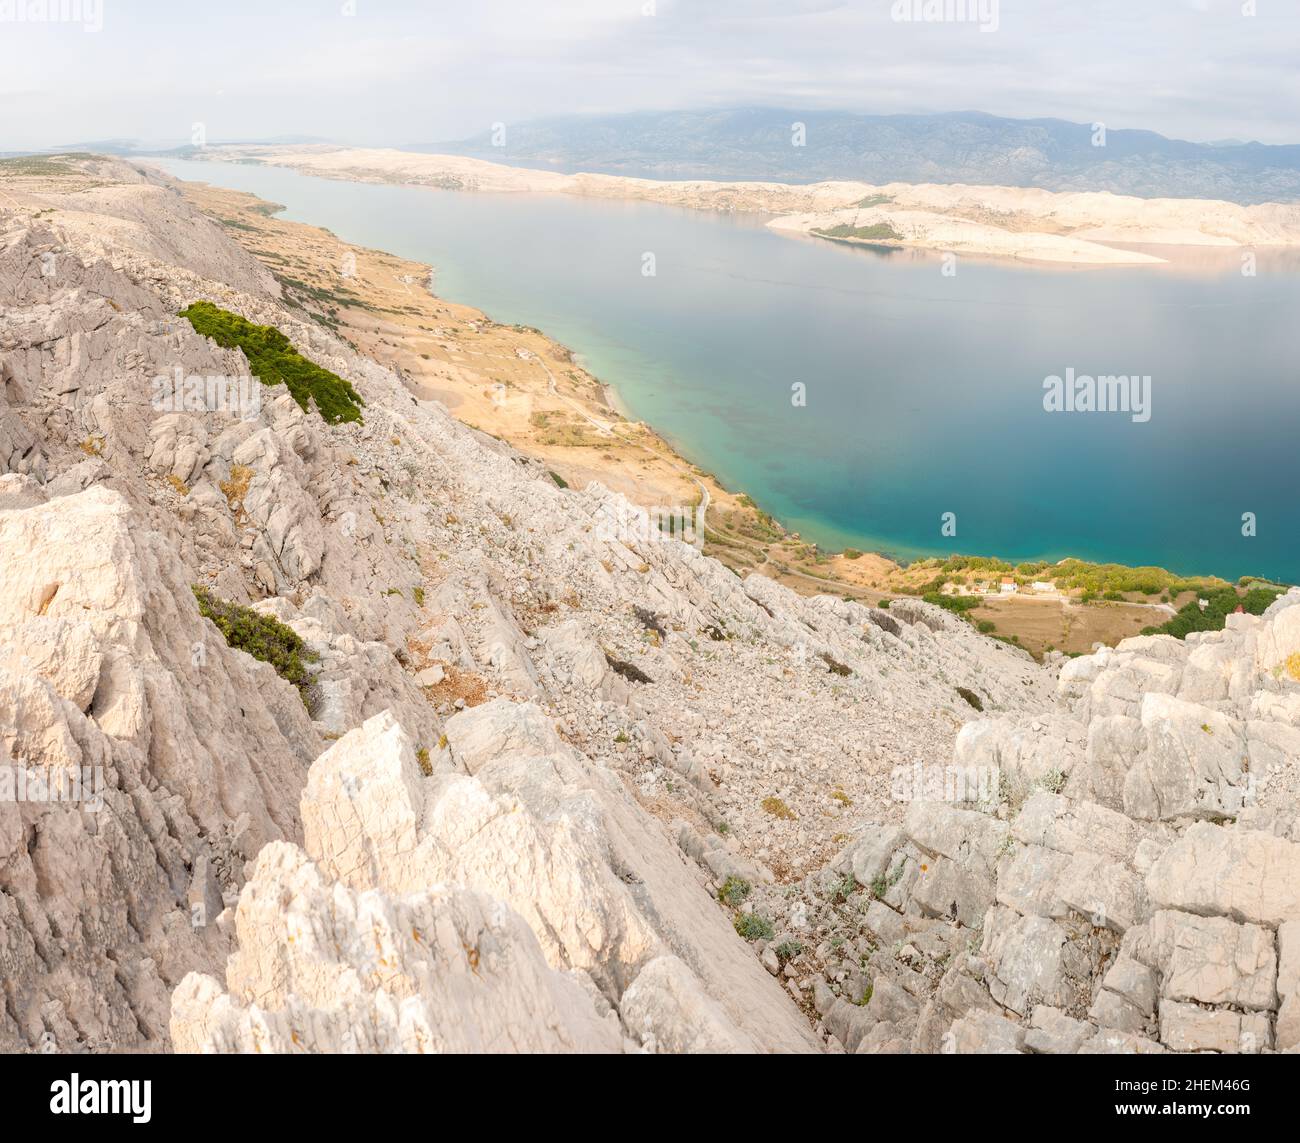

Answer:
[768,206,1165,265]
[200,144,1300,266]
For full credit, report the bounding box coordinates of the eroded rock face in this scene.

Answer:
[811,595,1300,1055]
[0,487,318,1052]
[170,842,627,1055]
[173,709,817,1053]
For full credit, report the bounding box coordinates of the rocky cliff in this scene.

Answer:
[1,157,1297,1054]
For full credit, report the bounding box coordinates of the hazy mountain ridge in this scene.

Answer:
[438,109,1300,204]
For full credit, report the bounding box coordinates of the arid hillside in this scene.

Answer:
[2,155,1299,1056]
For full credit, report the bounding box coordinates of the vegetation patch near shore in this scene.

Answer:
[814,222,903,242]
[1141,584,1286,639]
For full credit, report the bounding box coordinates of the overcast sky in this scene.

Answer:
[2,0,1297,150]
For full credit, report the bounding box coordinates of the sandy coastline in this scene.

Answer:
[194,143,1300,267]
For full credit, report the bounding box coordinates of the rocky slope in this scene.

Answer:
[767,608,1300,1054]
[1,157,1297,1054]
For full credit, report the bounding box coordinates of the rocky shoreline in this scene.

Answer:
[190,144,1300,266]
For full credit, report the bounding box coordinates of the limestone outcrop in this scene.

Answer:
[172,708,817,1052]
[799,595,1300,1054]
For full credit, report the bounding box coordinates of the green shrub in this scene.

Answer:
[192,586,319,705]
[762,796,797,820]
[826,873,857,904]
[1049,558,1225,599]
[1039,768,1067,794]
[1142,585,1285,640]
[734,913,775,942]
[870,860,906,900]
[934,555,1014,576]
[956,686,984,711]
[718,876,752,907]
[922,592,980,616]
[180,300,365,424]
[774,939,805,962]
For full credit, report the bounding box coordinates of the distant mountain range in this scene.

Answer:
[431,109,1300,204]
[0,136,335,159]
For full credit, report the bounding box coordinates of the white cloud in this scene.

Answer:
[0,0,1296,149]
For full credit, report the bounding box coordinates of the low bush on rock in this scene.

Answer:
[825,873,857,905]
[761,796,796,821]
[192,586,320,705]
[718,876,752,907]
[814,222,903,242]
[181,300,365,425]
[633,606,667,642]
[820,652,852,677]
[605,653,653,684]
[956,686,984,711]
[734,913,775,942]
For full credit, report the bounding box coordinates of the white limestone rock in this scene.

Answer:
[170,842,625,1054]
[1147,823,1300,927]
[300,706,819,1052]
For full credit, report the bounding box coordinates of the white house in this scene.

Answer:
[1000,577,1018,594]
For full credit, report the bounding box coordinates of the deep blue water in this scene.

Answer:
[153,157,1300,583]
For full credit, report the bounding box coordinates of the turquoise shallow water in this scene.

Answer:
[154,158,1300,583]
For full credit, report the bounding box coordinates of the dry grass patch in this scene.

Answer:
[762,796,797,821]
[221,464,254,518]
